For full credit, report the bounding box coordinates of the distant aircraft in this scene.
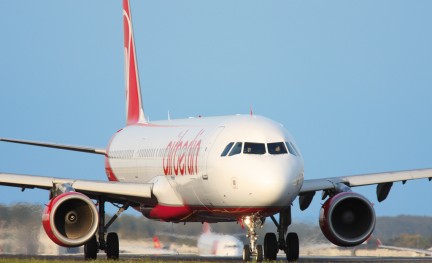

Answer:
[138,236,176,255]
[119,235,177,255]
[197,223,242,257]
[1,0,432,262]
[152,236,162,250]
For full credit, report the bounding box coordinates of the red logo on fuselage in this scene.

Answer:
[163,129,204,176]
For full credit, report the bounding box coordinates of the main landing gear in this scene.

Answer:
[242,207,299,262]
[84,198,129,260]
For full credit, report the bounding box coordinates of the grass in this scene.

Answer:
[0,260,200,263]
[0,257,234,263]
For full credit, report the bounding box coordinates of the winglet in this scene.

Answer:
[123,0,146,125]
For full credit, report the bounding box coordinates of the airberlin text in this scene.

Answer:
[163,129,204,176]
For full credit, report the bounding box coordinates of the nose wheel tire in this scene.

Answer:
[243,244,251,262]
[285,232,299,262]
[256,244,263,262]
[243,244,263,262]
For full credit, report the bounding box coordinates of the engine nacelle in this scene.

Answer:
[42,192,99,247]
[319,192,375,247]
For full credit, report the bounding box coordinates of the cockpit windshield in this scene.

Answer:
[267,142,288,155]
[243,142,266,155]
[221,141,298,157]
[221,142,234,157]
[286,142,300,156]
[229,142,243,156]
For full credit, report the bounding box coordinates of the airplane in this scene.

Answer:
[156,222,243,256]
[197,223,243,257]
[1,0,432,262]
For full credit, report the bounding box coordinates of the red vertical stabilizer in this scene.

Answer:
[123,0,146,125]
[203,222,212,234]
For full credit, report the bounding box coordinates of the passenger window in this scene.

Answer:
[268,142,288,155]
[229,142,243,156]
[221,142,234,157]
[286,142,299,156]
[243,142,266,155]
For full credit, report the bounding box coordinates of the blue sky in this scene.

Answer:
[1,1,432,223]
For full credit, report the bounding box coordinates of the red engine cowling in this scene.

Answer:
[42,192,99,247]
[319,192,375,247]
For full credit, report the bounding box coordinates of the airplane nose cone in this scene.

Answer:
[243,157,303,207]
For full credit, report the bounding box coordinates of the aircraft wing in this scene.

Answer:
[0,138,106,155]
[0,138,154,204]
[299,168,432,210]
[0,172,153,205]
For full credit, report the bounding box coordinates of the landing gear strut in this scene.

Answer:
[266,207,299,262]
[241,215,264,262]
[84,198,129,260]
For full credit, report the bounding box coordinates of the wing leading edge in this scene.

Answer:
[0,172,153,205]
[0,138,106,155]
[299,168,432,210]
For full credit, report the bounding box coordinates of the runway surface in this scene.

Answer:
[1,254,432,262]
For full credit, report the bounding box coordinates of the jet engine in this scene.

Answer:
[319,192,375,247]
[42,192,99,247]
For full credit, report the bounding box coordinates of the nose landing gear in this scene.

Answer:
[242,215,264,262]
[241,207,299,262]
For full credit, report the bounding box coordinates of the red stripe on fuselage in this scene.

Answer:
[105,157,118,182]
[145,205,282,222]
[148,204,192,221]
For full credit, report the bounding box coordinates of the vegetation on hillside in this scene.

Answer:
[1,203,432,252]
[376,215,432,249]
[0,203,42,254]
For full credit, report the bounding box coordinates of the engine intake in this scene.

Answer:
[42,192,99,247]
[319,192,375,247]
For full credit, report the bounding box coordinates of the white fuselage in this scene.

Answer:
[105,115,304,222]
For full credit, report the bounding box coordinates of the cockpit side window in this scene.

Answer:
[268,142,288,155]
[229,142,243,156]
[243,142,266,155]
[286,142,299,156]
[221,142,234,157]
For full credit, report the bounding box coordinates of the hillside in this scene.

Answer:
[1,203,432,252]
